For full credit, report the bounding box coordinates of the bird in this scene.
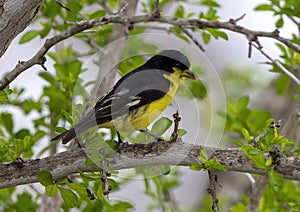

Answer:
[51,49,195,144]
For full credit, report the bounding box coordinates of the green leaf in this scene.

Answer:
[190,163,203,171]
[241,128,250,143]
[204,158,227,171]
[88,10,106,19]
[276,17,284,28]
[59,187,78,208]
[231,202,247,212]
[0,89,9,104]
[13,192,38,211]
[202,32,211,44]
[178,129,187,137]
[234,140,244,147]
[254,4,275,11]
[241,146,267,169]
[39,72,55,84]
[37,171,54,186]
[61,110,73,126]
[199,0,220,7]
[275,74,290,94]
[45,184,58,196]
[171,26,190,43]
[19,30,40,44]
[69,183,90,200]
[198,148,208,163]
[22,136,33,151]
[15,129,30,139]
[175,5,185,18]
[189,80,207,99]
[151,117,172,136]
[113,201,135,211]
[1,113,13,133]
[268,168,283,192]
[216,30,228,40]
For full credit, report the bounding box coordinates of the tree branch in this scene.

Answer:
[0,0,43,57]
[1,13,300,90]
[1,140,300,189]
[247,175,269,212]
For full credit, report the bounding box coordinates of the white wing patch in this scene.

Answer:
[116,87,129,96]
[126,99,141,107]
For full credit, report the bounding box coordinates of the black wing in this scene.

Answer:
[94,68,171,124]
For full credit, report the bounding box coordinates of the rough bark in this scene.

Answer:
[1,140,300,189]
[0,0,43,57]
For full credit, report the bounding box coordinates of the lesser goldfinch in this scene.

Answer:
[51,49,195,144]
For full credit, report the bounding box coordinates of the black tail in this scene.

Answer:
[51,128,76,144]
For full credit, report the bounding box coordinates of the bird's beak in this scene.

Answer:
[181,68,196,80]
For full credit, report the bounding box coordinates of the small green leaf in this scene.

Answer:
[275,74,290,94]
[160,165,171,175]
[45,184,58,196]
[0,89,9,104]
[189,80,207,99]
[59,187,78,208]
[61,110,73,126]
[241,146,266,169]
[204,158,227,171]
[268,169,283,192]
[254,4,275,11]
[202,32,211,44]
[198,148,208,163]
[55,127,67,133]
[199,0,220,7]
[276,17,284,28]
[151,117,172,136]
[37,171,53,186]
[190,163,203,171]
[19,30,40,44]
[175,5,185,18]
[39,72,55,84]
[217,30,228,40]
[23,136,33,151]
[234,140,244,147]
[1,113,13,133]
[178,129,187,137]
[247,148,262,155]
[241,128,250,143]
[69,183,89,200]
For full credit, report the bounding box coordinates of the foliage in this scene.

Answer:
[1,0,300,211]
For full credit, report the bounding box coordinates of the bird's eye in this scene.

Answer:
[174,63,181,69]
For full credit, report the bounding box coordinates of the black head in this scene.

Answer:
[144,50,195,79]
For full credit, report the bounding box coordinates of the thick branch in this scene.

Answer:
[1,13,300,90]
[1,140,300,189]
[0,0,43,57]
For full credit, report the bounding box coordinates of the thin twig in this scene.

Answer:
[55,0,70,11]
[229,13,246,24]
[101,160,111,198]
[207,170,219,212]
[155,0,159,10]
[171,111,181,142]
[250,121,281,146]
[252,43,300,85]
[247,175,269,212]
[180,26,205,52]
